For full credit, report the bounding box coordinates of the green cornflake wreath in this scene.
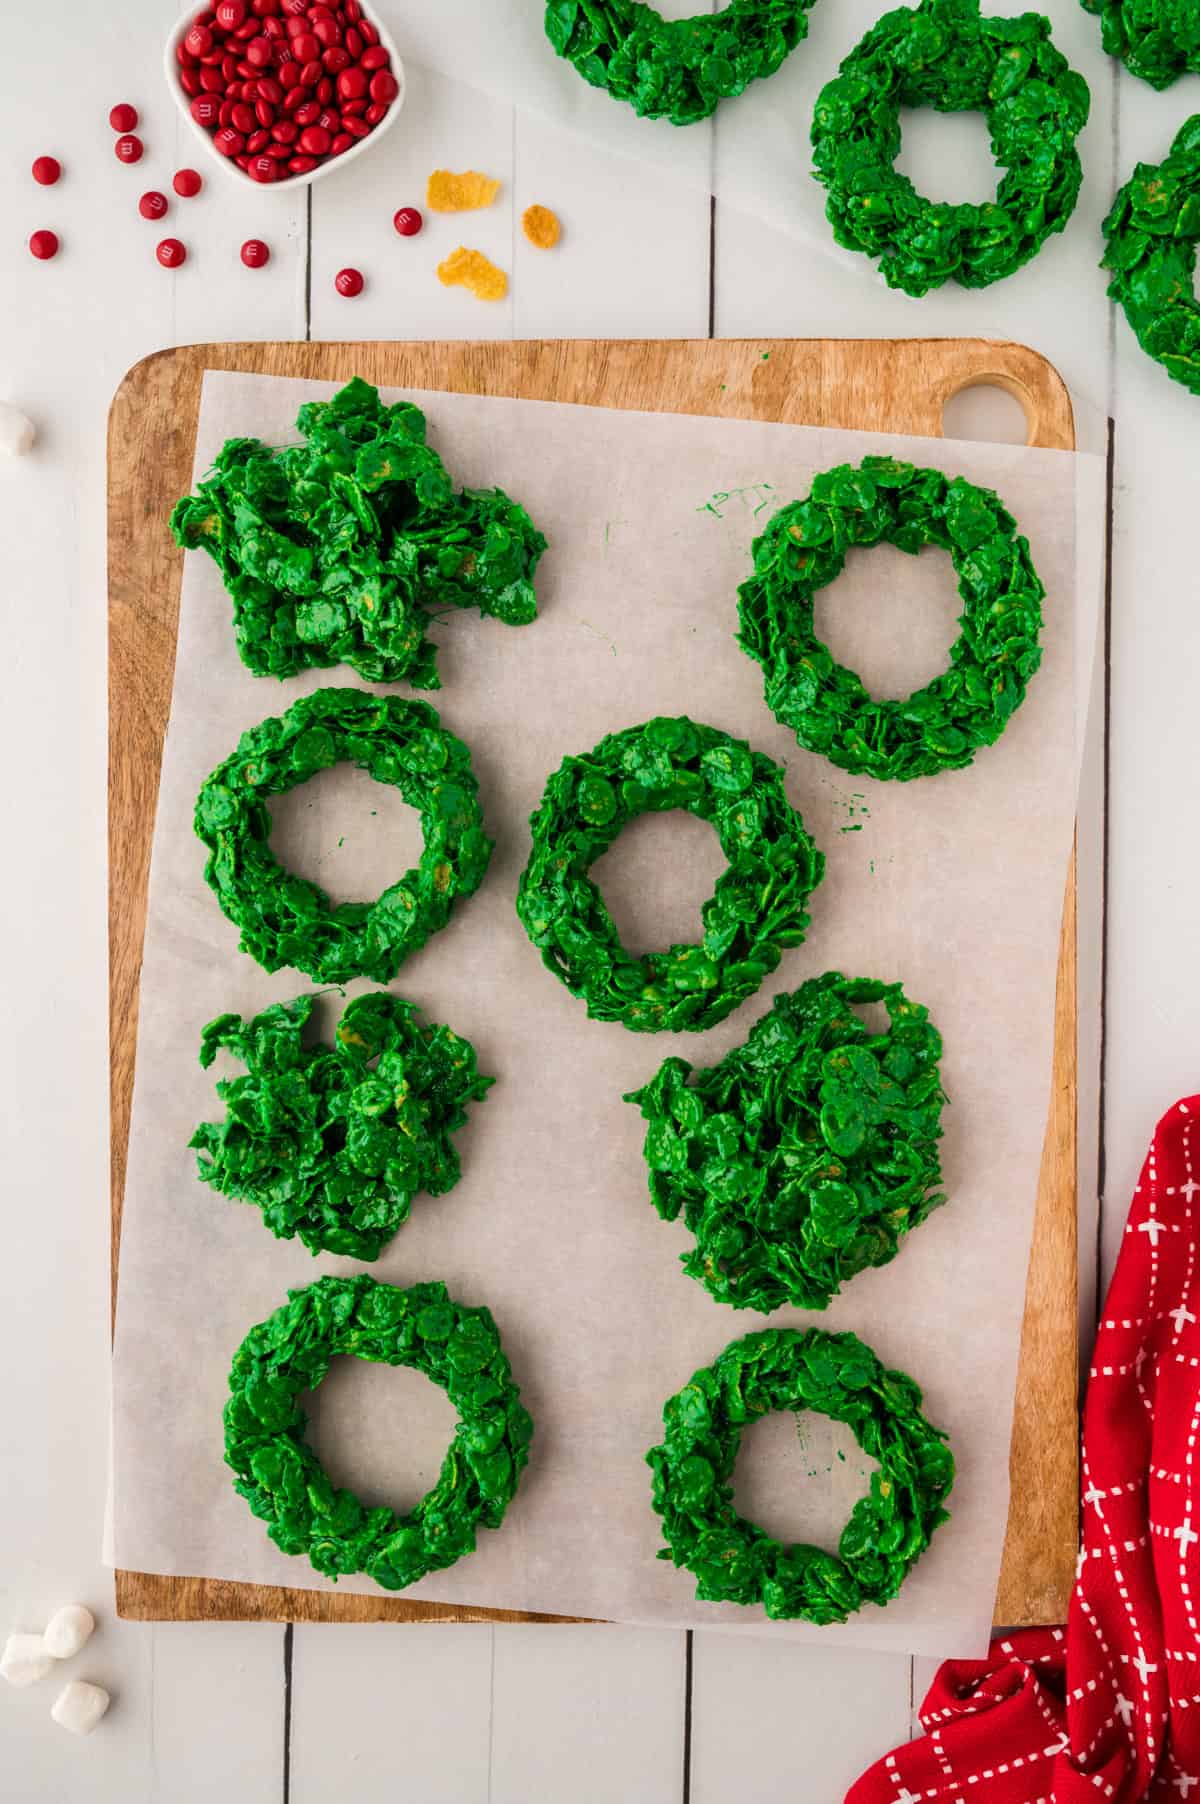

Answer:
[171,377,546,688]
[225,1275,533,1591]
[194,688,493,986]
[736,457,1046,783]
[516,716,825,1034]
[1102,117,1200,398]
[625,974,947,1313]
[190,992,494,1261]
[646,1327,954,1624]
[543,0,819,127]
[810,0,1090,296]
[1081,0,1200,89]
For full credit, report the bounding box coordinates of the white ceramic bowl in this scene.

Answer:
[163,4,406,192]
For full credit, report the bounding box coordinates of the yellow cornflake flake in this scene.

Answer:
[522,204,561,250]
[437,246,509,304]
[426,168,502,212]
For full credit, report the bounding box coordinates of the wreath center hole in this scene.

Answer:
[268,764,426,911]
[815,542,963,701]
[732,1410,876,1552]
[590,809,728,958]
[849,999,891,1036]
[895,106,997,207]
[305,1355,460,1516]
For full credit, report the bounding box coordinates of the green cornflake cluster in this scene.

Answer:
[225,1275,533,1591]
[171,377,546,687]
[646,1327,954,1623]
[194,688,493,985]
[190,992,494,1261]
[1082,0,1200,89]
[516,716,825,1035]
[1103,117,1200,398]
[737,457,1046,783]
[625,975,947,1313]
[811,0,1090,296]
[544,0,818,126]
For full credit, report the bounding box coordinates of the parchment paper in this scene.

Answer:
[111,370,1102,1655]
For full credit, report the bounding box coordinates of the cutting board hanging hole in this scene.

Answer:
[941,379,1033,446]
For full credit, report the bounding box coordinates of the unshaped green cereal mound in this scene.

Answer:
[737,456,1046,782]
[544,0,818,127]
[626,974,947,1311]
[191,991,494,1261]
[224,1275,533,1591]
[1102,116,1200,397]
[646,1326,954,1623]
[171,377,547,685]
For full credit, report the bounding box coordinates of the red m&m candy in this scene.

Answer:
[156,238,187,268]
[115,134,144,164]
[216,0,247,25]
[334,266,363,296]
[109,103,138,132]
[174,167,204,197]
[393,206,422,236]
[32,156,61,186]
[139,190,169,220]
[241,238,271,266]
[29,229,59,260]
[336,64,367,101]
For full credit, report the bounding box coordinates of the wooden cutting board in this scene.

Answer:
[109,337,1078,1628]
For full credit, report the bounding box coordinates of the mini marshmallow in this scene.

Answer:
[1,1633,55,1688]
[51,1680,110,1736]
[0,401,36,458]
[42,1605,96,1661]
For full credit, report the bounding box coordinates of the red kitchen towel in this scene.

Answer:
[848,1094,1200,1804]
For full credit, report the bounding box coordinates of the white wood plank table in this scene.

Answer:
[1,0,1194,1796]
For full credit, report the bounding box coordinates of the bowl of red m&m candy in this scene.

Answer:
[165,0,405,189]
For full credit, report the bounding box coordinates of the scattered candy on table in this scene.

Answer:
[437,246,508,303]
[41,1606,95,1662]
[172,0,398,183]
[0,402,37,457]
[523,204,561,249]
[51,1680,110,1736]
[427,169,501,212]
[19,61,571,309]
[1,1634,55,1688]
